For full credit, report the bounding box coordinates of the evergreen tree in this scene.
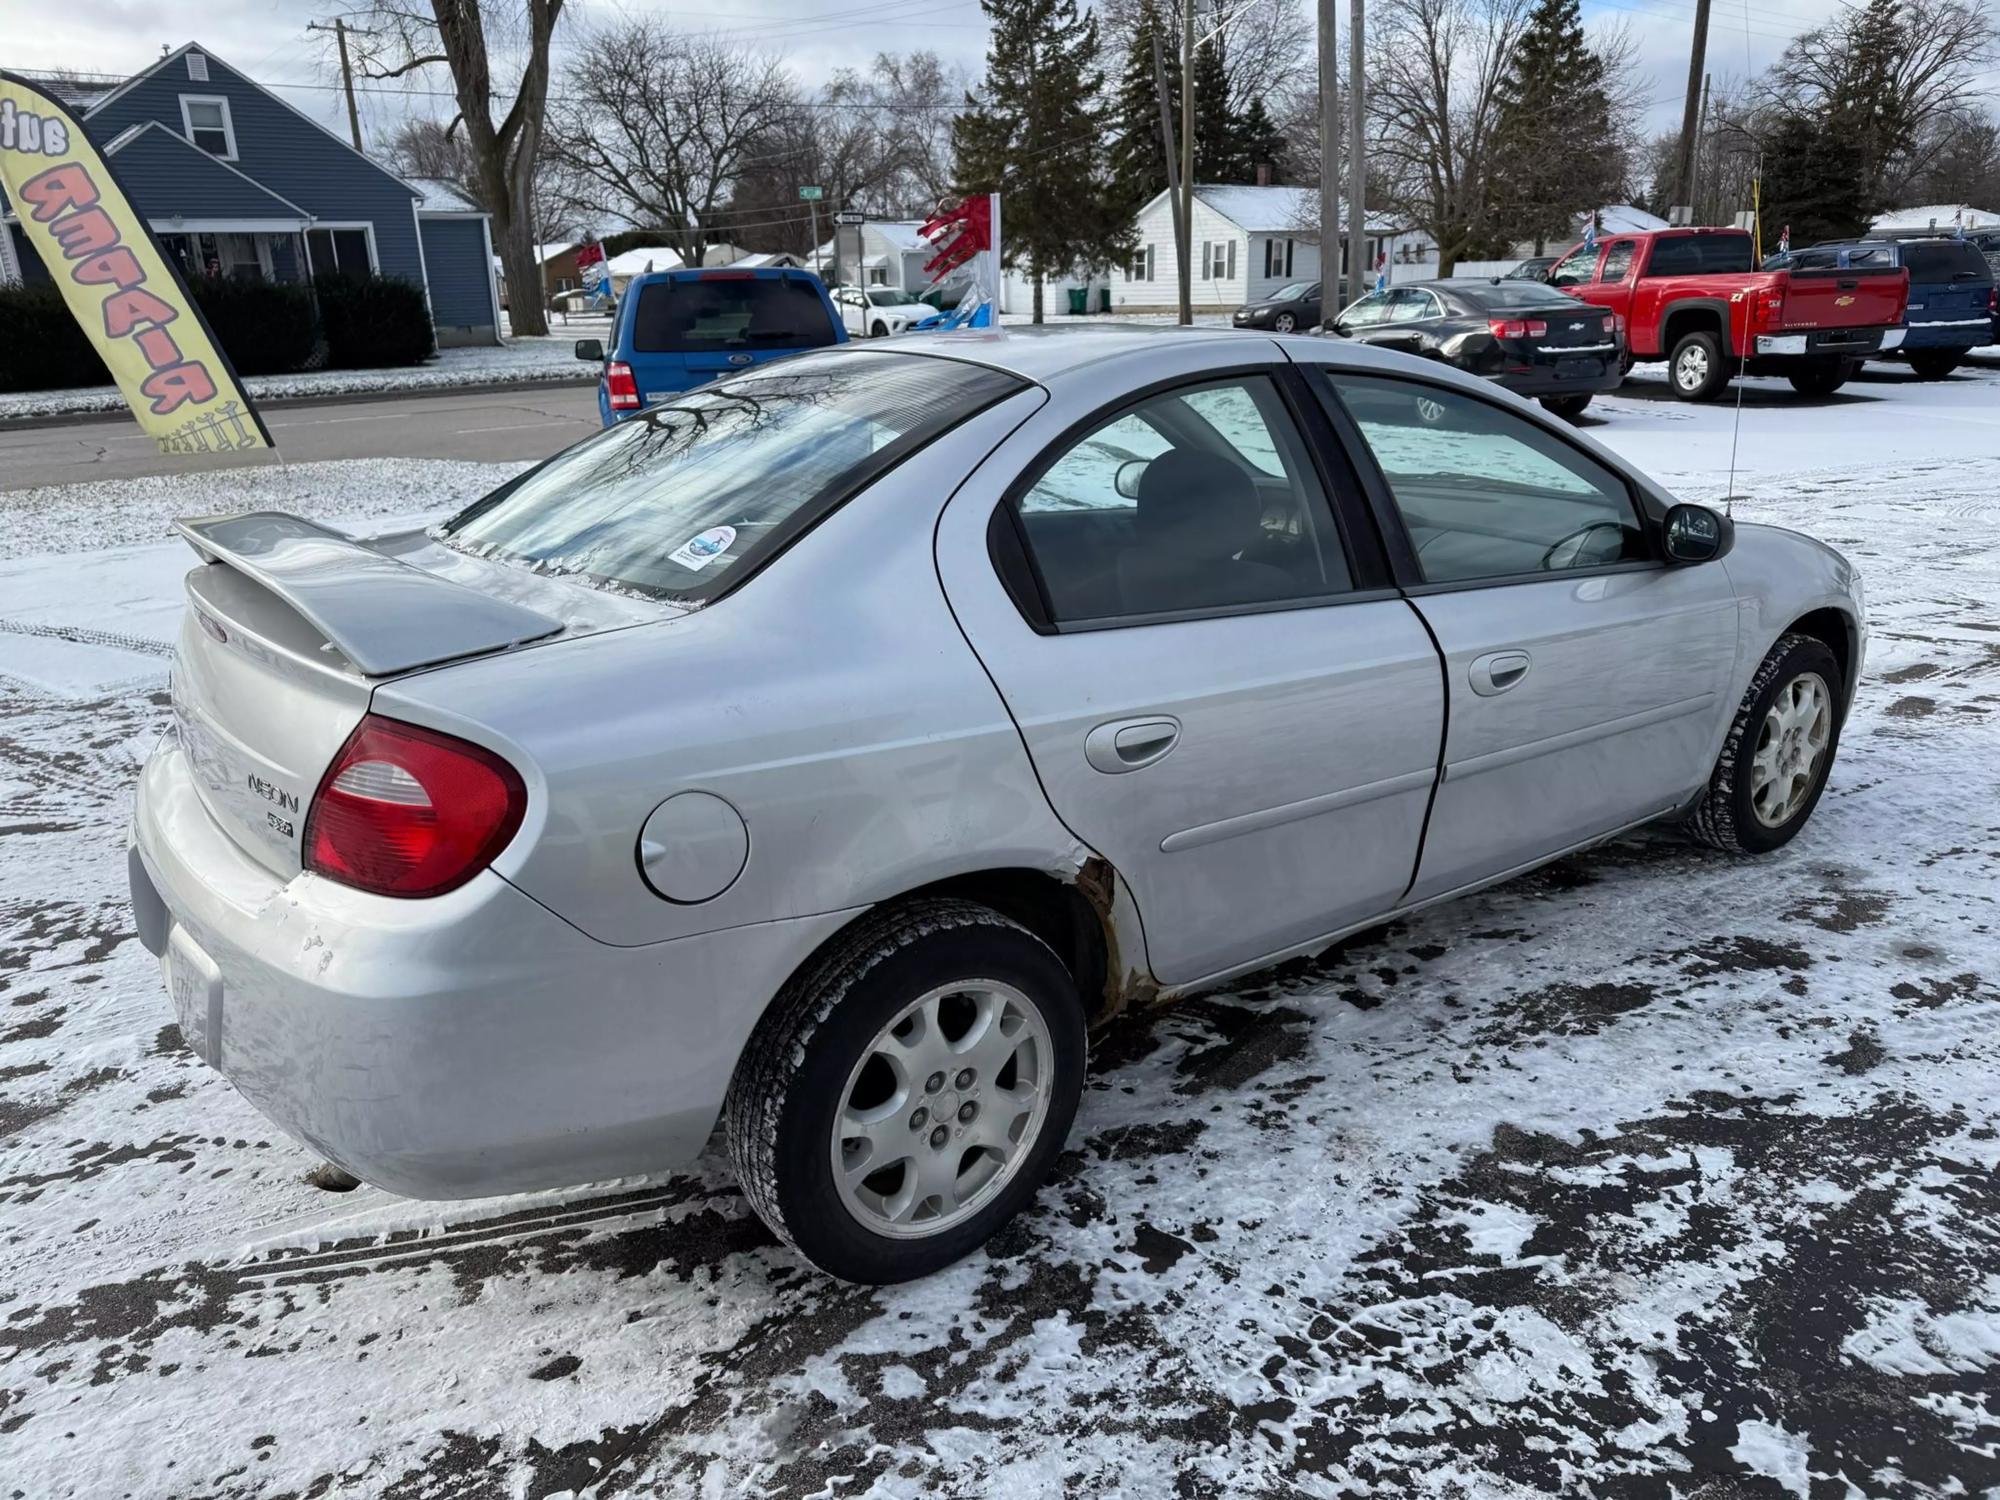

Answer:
[1487,0,1621,252]
[953,0,1131,321]
[1762,109,1874,245]
[1190,35,1236,180]
[1108,0,1182,214]
[1822,0,1908,208]
[1234,96,1289,184]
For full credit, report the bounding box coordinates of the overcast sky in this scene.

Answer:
[0,0,1924,165]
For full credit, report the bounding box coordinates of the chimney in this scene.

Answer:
[1254,162,1272,188]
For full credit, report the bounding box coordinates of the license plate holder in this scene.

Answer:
[165,926,223,1067]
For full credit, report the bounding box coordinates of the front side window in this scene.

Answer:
[1337,292,1391,329]
[441,353,1021,602]
[1327,373,1649,584]
[1011,375,1352,622]
[1386,289,1438,322]
[1597,241,1635,281]
[1546,247,1597,287]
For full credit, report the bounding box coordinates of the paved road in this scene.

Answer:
[0,386,602,492]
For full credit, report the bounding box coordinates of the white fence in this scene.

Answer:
[1449,259,1527,279]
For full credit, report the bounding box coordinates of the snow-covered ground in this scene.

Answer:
[3,363,2000,1497]
[0,335,598,422]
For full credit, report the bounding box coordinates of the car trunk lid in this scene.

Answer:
[171,512,669,878]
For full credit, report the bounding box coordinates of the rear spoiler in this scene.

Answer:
[175,511,562,677]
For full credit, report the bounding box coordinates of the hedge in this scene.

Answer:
[313,273,435,369]
[0,282,111,394]
[188,276,318,377]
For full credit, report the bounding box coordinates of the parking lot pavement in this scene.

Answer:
[2,373,1999,1497]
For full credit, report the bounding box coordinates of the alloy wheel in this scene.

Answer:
[1274,312,1296,332]
[830,981,1053,1238]
[1750,671,1832,827]
[1676,344,1709,392]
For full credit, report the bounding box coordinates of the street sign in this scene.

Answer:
[833,209,865,225]
[798,185,823,201]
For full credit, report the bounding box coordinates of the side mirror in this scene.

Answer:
[1329,321,1353,338]
[1114,458,1150,499]
[1662,502,1734,564]
[574,338,604,361]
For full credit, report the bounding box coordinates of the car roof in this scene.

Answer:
[844,323,1257,382]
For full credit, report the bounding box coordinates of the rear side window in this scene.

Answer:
[1901,241,1991,281]
[1327,373,1648,584]
[630,276,839,353]
[440,353,1020,602]
[1011,375,1353,623]
[1644,235,1754,276]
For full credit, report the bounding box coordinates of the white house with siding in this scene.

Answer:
[1109,185,1414,314]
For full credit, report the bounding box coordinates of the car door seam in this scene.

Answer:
[1394,596,1453,908]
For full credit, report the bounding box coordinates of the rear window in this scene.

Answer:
[630,275,839,354]
[1644,234,1754,276]
[439,353,1022,602]
[1452,281,1583,310]
[1900,241,1991,281]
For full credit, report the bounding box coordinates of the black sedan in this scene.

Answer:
[1325,279,1625,420]
[1232,279,1325,333]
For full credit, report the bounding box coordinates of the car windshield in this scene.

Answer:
[439,352,1022,602]
[1271,282,1313,300]
[630,276,839,352]
[1454,282,1580,310]
[867,288,916,305]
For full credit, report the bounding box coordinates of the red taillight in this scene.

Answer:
[304,715,526,898]
[1488,318,1548,340]
[1611,311,1626,336]
[605,360,641,412]
[1988,286,1997,315]
[1752,287,1785,331]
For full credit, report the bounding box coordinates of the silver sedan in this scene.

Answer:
[130,328,1864,1283]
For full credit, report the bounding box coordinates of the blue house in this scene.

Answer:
[1,42,501,346]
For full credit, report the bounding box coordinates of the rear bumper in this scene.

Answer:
[1487,357,1625,398]
[1755,327,1905,356]
[1892,319,1991,350]
[130,738,854,1198]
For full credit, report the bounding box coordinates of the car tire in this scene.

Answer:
[1787,358,1851,397]
[1273,312,1297,333]
[1540,393,1593,421]
[726,898,1087,1284]
[1908,350,1961,380]
[870,321,889,339]
[1686,632,1845,856]
[1668,330,1730,401]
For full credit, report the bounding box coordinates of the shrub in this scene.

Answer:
[0,282,110,394]
[314,273,436,369]
[188,275,318,377]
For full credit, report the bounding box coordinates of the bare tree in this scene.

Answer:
[547,25,796,267]
[1366,0,1531,272]
[387,118,597,249]
[344,0,565,336]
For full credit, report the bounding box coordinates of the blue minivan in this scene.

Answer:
[575,266,847,425]
[1766,237,1995,379]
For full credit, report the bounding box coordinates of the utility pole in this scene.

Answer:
[1346,0,1366,306]
[1672,0,1712,223]
[1692,72,1711,222]
[1179,0,1195,325]
[307,19,365,151]
[1153,31,1186,302]
[1317,0,1339,310]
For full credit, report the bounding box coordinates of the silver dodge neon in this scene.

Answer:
[130,327,1864,1283]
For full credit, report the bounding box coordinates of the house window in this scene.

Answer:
[1227,239,1236,280]
[179,95,237,160]
[1264,237,1293,278]
[1202,241,1216,278]
[306,227,373,279]
[1129,245,1153,281]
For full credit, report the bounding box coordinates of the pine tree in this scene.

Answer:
[1108,0,1183,214]
[954,0,1131,321]
[1762,110,1874,245]
[1234,96,1288,184]
[1487,0,1621,252]
[1823,0,1908,209]
[1190,34,1236,180]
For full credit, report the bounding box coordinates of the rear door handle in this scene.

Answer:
[1084,717,1181,774]
[1469,651,1532,696]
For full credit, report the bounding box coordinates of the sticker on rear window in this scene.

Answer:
[667,525,737,571]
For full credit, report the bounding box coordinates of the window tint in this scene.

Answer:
[1338,293,1391,328]
[1901,241,1991,280]
[1327,373,1649,584]
[1013,376,1353,622]
[442,353,1020,602]
[631,276,838,354]
[1644,234,1754,276]
[1597,241,1635,281]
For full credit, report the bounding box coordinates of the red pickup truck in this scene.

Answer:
[1543,227,1909,400]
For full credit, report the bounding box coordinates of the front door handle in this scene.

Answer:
[1084,717,1181,774]
[1469,650,1532,696]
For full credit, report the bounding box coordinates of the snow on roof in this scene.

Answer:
[603,245,686,276]
[409,177,482,214]
[1871,203,1999,233]
[1188,184,1402,234]
[536,243,575,264]
[1592,203,1667,234]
